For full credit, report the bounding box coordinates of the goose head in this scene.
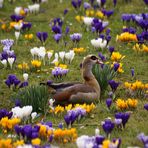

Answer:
[82,55,103,69]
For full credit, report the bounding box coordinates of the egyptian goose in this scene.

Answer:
[43,55,103,104]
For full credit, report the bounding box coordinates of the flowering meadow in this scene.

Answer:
[0,0,148,148]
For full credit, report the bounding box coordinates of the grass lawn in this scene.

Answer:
[0,0,148,147]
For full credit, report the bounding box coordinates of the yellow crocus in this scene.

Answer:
[39,125,47,137]
[95,11,104,19]
[13,140,24,147]
[31,138,41,145]
[73,47,85,53]
[31,60,41,68]
[127,98,138,108]
[111,52,125,62]
[0,138,12,148]
[116,99,128,110]
[102,139,110,148]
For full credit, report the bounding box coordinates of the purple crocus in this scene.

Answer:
[70,33,82,43]
[131,68,134,77]
[113,0,117,7]
[54,33,62,43]
[108,80,120,92]
[16,124,40,140]
[102,119,114,137]
[144,104,148,111]
[95,135,105,145]
[64,111,77,127]
[108,46,114,54]
[64,9,68,15]
[52,25,62,34]
[5,74,21,88]
[14,125,22,136]
[115,112,130,128]
[10,14,24,22]
[143,0,148,5]
[71,0,82,9]
[113,63,120,72]
[36,32,48,44]
[98,52,106,61]
[101,0,106,7]
[106,98,112,109]
[102,9,114,18]
[19,81,28,88]
[65,26,70,35]
[137,133,148,147]
[84,2,91,10]
[58,123,63,129]
[22,22,32,31]
[0,109,13,120]
[15,99,21,107]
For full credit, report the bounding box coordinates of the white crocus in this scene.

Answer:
[91,38,102,48]
[23,73,28,81]
[49,98,55,110]
[30,47,38,58]
[31,112,37,120]
[91,38,107,49]
[65,50,75,64]
[47,51,53,60]
[96,0,101,6]
[51,53,59,64]
[15,31,20,44]
[14,22,23,31]
[59,51,65,62]
[22,106,33,118]
[100,39,107,49]
[8,57,15,69]
[12,106,33,119]
[1,59,7,68]
[95,128,100,136]
[28,4,40,14]
[0,0,4,8]
[76,135,90,148]
[11,107,24,119]
[83,17,93,26]
[14,7,22,15]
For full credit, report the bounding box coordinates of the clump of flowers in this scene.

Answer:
[76,133,121,148]
[24,34,34,40]
[116,98,138,110]
[133,43,148,53]
[49,103,96,115]
[124,80,148,98]
[52,67,69,78]
[0,117,21,131]
[64,107,86,128]
[54,128,77,143]
[31,60,42,70]
[116,32,137,42]
[50,105,64,115]
[5,74,28,89]
[70,33,82,46]
[18,62,29,72]
[115,112,130,128]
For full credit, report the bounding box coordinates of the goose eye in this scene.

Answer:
[91,56,97,60]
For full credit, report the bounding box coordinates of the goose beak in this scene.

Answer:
[97,59,103,64]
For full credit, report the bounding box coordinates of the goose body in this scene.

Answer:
[45,55,103,104]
